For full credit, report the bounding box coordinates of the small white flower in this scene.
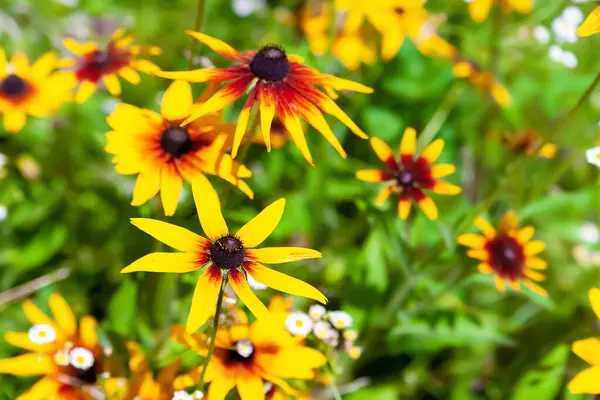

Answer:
[533,26,550,44]
[324,329,340,347]
[309,304,326,321]
[346,345,363,359]
[236,338,254,358]
[328,311,353,329]
[313,320,334,340]
[563,6,584,25]
[581,223,600,244]
[193,391,205,400]
[0,205,8,222]
[0,154,7,169]
[223,286,238,309]
[263,382,273,393]
[586,147,600,167]
[561,50,578,68]
[549,45,564,62]
[552,14,578,43]
[246,274,267,290]
[343,329,358,342]
[232,0,266,17]
[69,347,95,370]
[173,391,194,400]
[285,312,313,336]
[28,324,56,345]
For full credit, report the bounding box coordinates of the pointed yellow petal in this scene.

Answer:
[232,102,253,159]
[208,376,236,400]
[258,87,275,152]
[236,198,285,248]
[432,181,462,195]
[573,337,600,366]
[4,333,54,353]
[314,95,367,139]
[524,240,546,256]
[376,186,394,205]
[420,139,444,164]
[16,377,60,399]
[508,279,520,292]
[355,169,386,182]
[0,48,6,74]
[491,81,512,107]
[0,353,56,376]
[370,137,395,164]
[185,31,243,60]
[430,164,455,178]
[121,252,202,273]
[457,234,486,249]
[186,265,223,333]
[417,196,438,220]
[75,81,97,104]
[229,269,270,320]
[80,316,98,349]
[63,38,96,56]
[466,249,489,261]
[477,263,493,274]
[400,127,417,157]
[474,216,496,238]
[522,279,548,296]
[398,198,411,220]
[119,66,142,84]
[590,288,600,321]
[162,80,193,121]
[469,0,493,22]
[523,269,545,282]
[191,174,229,241]
[131,168,161,207]
[48,293,76,336]
[577,6,600,37]
[495,275,506,293]
[11,52,30,76]
[154,68,229,83]
[525,257,547,270]
[568,365,600,394]
[279,108,313,165]
[131,218,208,252]
[30,51,57,79]
[3,110,27,133]
[320,74,373,93]
[249,247,322,264]
[22,301,55,327]
[103,74,121,96]
[160,165,183,216]
[132,59,161,73]
[516,226,535,243]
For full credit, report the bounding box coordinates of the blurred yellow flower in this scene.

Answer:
[453,59,512,107]
[105,80,253,216]
[577,6,600,37]
[568,288,600,394]
[122,174,326,333]
[0,49,73,133]
[468,0,533,23]
[59,28,161,104]
[502,130,557,159]
[356,127,461,220]
[458,211,548,295]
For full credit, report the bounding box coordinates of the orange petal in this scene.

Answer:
[278,106,314,165]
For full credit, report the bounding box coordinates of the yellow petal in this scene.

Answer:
[246,263,327,304]
[430,164,455,178]
[249,247,322,264]
[370,137,395,164]
[590,288,600,321]
[577,6,600,37]
[132,59,161,73]
[524,240,546,256]
[160,164,183,216]
[30,51,57,79]
[0,47,6,74]
[22,300,55,327]
[313,95,367,139]
[229,269,270,320]
[121,252,203,273]
[16,377,60,400]
[75,81,97,104]
[420,139,444,164]
[453,62,474,78]
[0,353,56,376]
[185,31,242,60]
[572,337,600,366]
[499,210,519,234]
[495,275,505,293]
[398,198,411,220]
[377,186,394,205]
[208,376,236,400]
[49,293,76,336]
[294,96,347,158]
[523,269,545,282]
[231,101,253,159]
[131,168,161,207]
[355,169,386,182]
[477,263,493,274]
[417,196,438,220]
[3,110,27,133]
[457,234,486,249]
[11,52,30,77]
[103,74,121,96]
[131,218,208,253]
[154,68,229,83]
[432,181,462,195]
[162,80,193,121]
[191,174,229,241]
[80,316,98,349]
[186,265,223,333]
[119,66,142,84]
[237,373,265,400]
[258,87,275,152]
[525,257,547,270]
[568,366,600,394]
[320,74,373,94]
[522,279,548,297]
[279,107,314,165]
[236,198,285,248]
[4,333,54,353]
[63,38,96,56]
[400,127,417,157]
[469,0,493,23]
[467,249,488,261]
[474,216,496,238]
[538,143,557,159]
[491,81,512,107]
[516,226,535,243]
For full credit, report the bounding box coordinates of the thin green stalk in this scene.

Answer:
[199,278,226,387]
[326,360,343,400]
[188,0,206,68]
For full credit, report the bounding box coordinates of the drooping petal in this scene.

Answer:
[398,198,412,220]
[524,241,546,256]
[248,247,322,264]
[245,263,327,304]
[3,110,27,133]
[236,198,285,248]
[318,74,373,94]
[185,31,244,60]
[474,217,496,238]
[103,74,122,96]
[495,275,506,293]
[573,337,600,366]
[257,86,275,151]
[0,353,56,376]
[131,168,161,207]
[590,288,600,321]
[577,6,600,37]
[400,127,417,157]
[160,164,183,216]
[162,80,193,121]
[236,373,265,400]
[278,101,314,165]
[430,164,456,178]
[457,234,486,249]
[75,81,97,104]
[229,269,270,320]
[417,196,438,220]
[432,181,462,195]
[48,293,77,336]
[121,252,203,273]
[192,174,229,241]
[491,81,512,107]
[80,316,98,349]
[308,89,368,138]
[130,218,208,252]
[186,265,223,333]
[420,139,444,164]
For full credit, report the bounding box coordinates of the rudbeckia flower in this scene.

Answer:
[0,294,123,399]
[155,31,372,164]
[502,129,557,159]
[121,174,327,333]
[458,211,548,295]
[170,317,327,400]
[59,28,161,104]
[468,0,533,23]
[568,288,600,394]
[453,59,512,107]
[577,6,600,36]
[0,49,73,133]
[105,80,253,216]
[356,128,461,220]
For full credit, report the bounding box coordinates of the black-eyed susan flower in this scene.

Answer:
[106,80,253,216]
[467,0,532,23]
[502,129,557,159]
[60,28,161,104]
[577,6,600,36]
[0,49,73,133]
[568,288,600,394]
[458,211,548,295]
[356,127,461,220]
[171,316,327,400]
[121,174,327,333]
[155,31,372,164]
[0,294,124,399]
[453,58,512,107]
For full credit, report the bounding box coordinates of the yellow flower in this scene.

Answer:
[251,118,290,150]
[356,128,461,220]
[502,130,557,159]
[301,0,331,57]
[453,59,512,107]
[458,211,548,295]
[468,0,533,23]
[105,80,253,216]
[0,49,73,133]
[59,28,161,104]
[577,6,600,37]
[171,316,327,400]
[568,288,600,394]
[121,174,327,333]
[0,294,124,399]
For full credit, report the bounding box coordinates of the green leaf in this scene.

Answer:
[511,345,569,400]
[362,229,389,293]
[108,279,138,336]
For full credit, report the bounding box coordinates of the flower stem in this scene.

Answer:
[199,278,226,387]
[188,0,206,68]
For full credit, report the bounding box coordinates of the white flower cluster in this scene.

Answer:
[52,341,96,371]
[532,5,583,69]
[285,305,363,359]
[172,390,204,400]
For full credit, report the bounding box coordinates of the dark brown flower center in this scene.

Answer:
[160,127,193,157]
[394,7,405,15]
[65,360,99,385]
[226,340,255,364]
[210,234,246,269]
[0,74,27,98]
[485,235,525,278]
[396,170,415,188]
[250,45,290,82]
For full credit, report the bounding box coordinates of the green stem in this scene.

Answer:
[188,0,206,68]
[326,359,343,400]
[199,278,226,387]
[417,83,463,153]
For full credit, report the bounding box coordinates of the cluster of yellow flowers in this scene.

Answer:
[2,1,600,398]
